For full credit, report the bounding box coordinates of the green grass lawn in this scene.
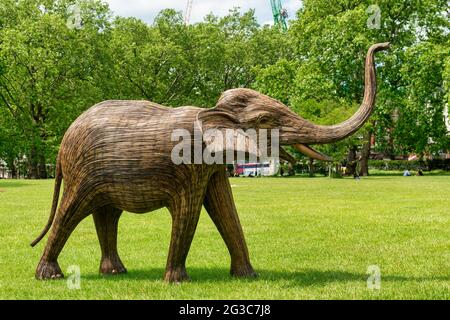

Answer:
[0,176,449,299]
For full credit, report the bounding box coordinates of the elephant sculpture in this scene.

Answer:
[31,43,389,282]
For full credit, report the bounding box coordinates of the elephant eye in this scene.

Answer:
[257,115,271,124]
[256,114,277,127]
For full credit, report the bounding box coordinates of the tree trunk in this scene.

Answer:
[38,153,47,179]
[386,130,395,160]
[359,131,372,176]
[335,163,341,177]
[288,163,295,176]
[308,158,315,177]
[346,146,357,176]
[11,164,17,179]
[28,140,48,179]
[28,145,39,179]
[5,157,17,179]
[279,163,284,176]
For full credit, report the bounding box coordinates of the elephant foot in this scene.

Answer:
[231,262,258,279]
[35,259,64,280]
[164,266,190,283]
[100,256,127,275]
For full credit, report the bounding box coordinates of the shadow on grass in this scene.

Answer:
[80,267,450,287]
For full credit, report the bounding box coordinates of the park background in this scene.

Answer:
[0,0,449,300]
[0,0,449,177]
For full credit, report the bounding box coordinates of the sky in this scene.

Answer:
[104,0,303,26]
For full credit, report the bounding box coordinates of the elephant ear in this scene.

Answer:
[196,91,263,161]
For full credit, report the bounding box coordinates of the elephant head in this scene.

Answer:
[197,42,390,162]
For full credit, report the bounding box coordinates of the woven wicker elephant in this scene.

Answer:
[31,43,389,282]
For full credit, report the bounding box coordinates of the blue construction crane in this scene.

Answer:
[270,0,288,31]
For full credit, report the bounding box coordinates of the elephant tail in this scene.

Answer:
[30,154,63,247]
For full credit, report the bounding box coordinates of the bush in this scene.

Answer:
[293,162,328,176]
[368,159,450,171]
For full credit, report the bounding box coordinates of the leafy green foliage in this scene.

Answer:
[256,0,449,170]
[396,42,450,154]
[0,0,448,177]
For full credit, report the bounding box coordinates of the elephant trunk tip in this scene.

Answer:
[371,42,391,52]
[298,42,390,144]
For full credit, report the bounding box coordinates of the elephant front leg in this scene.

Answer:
[165,198,202,283]
[93,206,127,275]
[204,170,257,278]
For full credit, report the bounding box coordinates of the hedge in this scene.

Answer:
[368,159,450,171]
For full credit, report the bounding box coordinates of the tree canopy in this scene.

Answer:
[0,0,448,178]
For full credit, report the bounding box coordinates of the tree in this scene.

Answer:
[0,1,447,180]
[108,15,190,105]
[0,109,24,178]
[286,0,449,174]
[394,42,450,156]
[0,0,110,178]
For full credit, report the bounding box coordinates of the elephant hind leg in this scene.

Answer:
[36,191,90,280]
[93,206,126,275]
[204,170,256,278]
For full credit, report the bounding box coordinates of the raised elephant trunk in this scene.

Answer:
[298,42,390,145]
[31,43,390,283]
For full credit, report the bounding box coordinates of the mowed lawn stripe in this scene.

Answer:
[0,176,448,299]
